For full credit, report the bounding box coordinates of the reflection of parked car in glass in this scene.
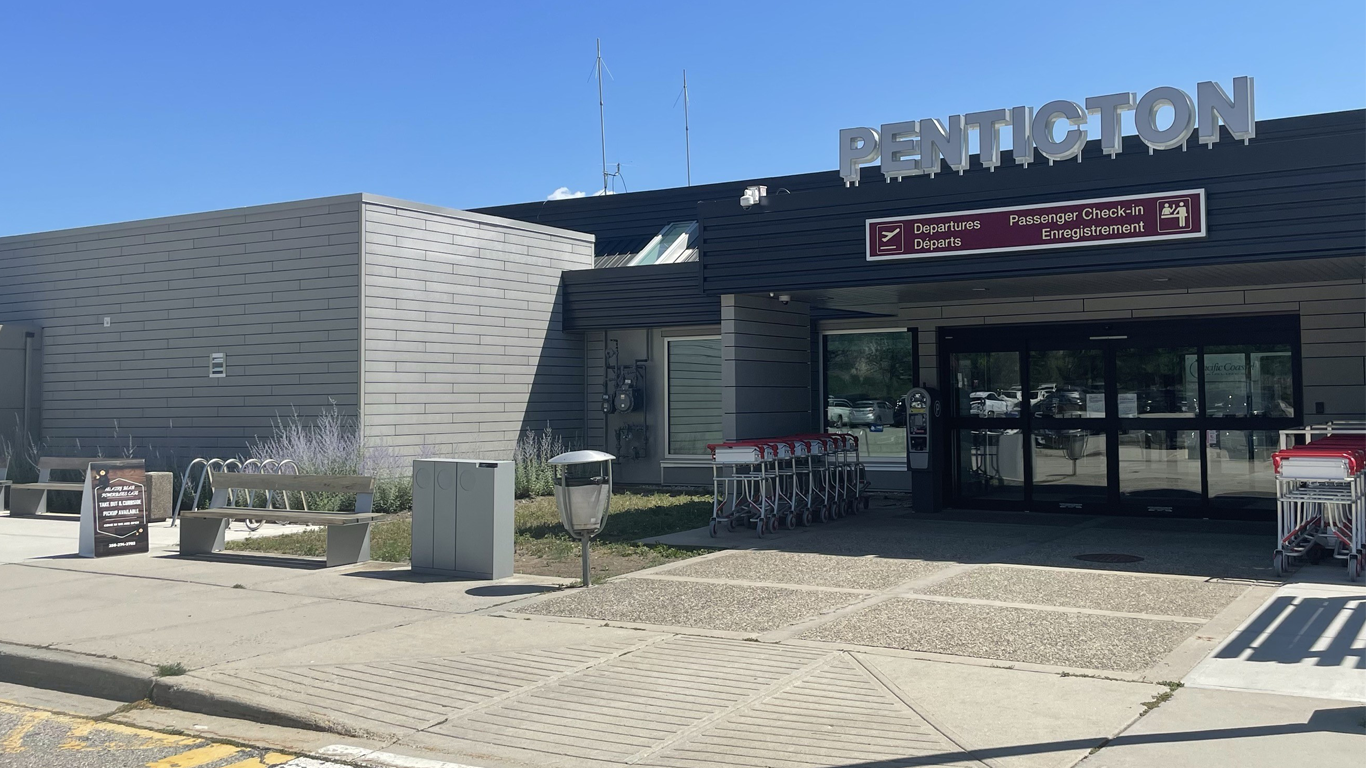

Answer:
[969,391,1012,416]
[850,400,894,426]
[1032,389,1086,418]
[826,398,853,427]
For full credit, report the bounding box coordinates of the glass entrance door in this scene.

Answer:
[941,317,1301,520]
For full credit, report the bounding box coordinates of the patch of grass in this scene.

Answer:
[1140,681,1184,716]
[225,490,716,579]
[155,662,187,677]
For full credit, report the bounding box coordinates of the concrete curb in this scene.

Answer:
[0,642,155,702]
[152,674,379,738]
[0,641,365,739]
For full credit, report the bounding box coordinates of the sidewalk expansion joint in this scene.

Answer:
[851,653,997,768]
[622,650,840,764]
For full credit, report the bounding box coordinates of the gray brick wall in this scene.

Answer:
[359,197,594,460]
[0,196,364,461]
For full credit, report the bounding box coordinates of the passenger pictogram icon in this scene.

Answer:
[1157,197,1193,232]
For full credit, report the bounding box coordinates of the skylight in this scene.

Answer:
[628,221,698,266]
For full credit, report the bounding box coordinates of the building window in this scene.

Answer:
[824,330,918,461]
[667,337,722,455]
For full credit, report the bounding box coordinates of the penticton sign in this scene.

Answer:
[839,77,1254,186]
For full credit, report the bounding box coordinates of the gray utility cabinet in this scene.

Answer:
[411,459,514,579]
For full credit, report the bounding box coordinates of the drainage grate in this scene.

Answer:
[1075,553,1145,563]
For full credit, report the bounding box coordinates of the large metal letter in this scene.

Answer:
[918,115,968,176]
[1136,86,1196,151]
[1197,76,1256,146]
[839,127,880,187]
[965,109,1011,171]
[1011,106,1034,167]
[1085,92,1136,157]
[880,121,923,182]
[1032,100,1088,162]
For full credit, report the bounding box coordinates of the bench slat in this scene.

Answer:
[206,470,374,494]
[12,482,86,491]
[183,509,380,525]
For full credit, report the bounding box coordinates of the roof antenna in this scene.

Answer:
[674,69,692,186]
[591,39,612,195]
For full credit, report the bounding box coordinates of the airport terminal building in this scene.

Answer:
[0,102,1361,521]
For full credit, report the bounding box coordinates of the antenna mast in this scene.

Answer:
[596,39,608,195]
[682,70,692,186]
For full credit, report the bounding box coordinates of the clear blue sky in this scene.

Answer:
[2,1,1363,236]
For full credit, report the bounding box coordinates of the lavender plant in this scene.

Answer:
[248,403,411,513]
[513,426,564,498]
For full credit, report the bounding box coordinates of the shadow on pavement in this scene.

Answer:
[1215,594,1366,667]
[821,706,1363,767]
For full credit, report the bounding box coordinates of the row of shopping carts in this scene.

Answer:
[705,433,869,537]
[1272,421,1365,581]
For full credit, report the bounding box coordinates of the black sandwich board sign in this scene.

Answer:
[78,459,149,557]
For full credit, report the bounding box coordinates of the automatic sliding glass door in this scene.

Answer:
[1029,347,1109,511]
[941,317,1301,520]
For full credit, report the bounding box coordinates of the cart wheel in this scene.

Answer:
[785,513,796,530]
[727,517,736,532]
[1349,554,1361,582]
[709,520,718,538]
[1273,551,1286,577]
[820,507,829,523]
[756,519,766,538]
[803,510,813,526]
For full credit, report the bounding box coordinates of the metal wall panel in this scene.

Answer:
[561,262,719,330]
[0,196,365,460]
[360,199,595,460]
[697,112,1365,295]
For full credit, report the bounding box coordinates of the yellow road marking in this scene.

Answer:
[220,752,297,768]
[145,742,242,767]
[0,701,196,752]
[0,709,48,753]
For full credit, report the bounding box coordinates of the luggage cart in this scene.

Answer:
[768,438,809,528]
[1273,423,1366,581]
[835,433,871,514]
[798,434,843,520]
[707,440,779,537]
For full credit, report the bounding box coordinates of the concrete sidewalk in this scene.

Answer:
[0,509,1360,767]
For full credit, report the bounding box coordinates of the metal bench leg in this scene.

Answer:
[327,522,372,567]
[9,488,47,516]
[180,517,228,555]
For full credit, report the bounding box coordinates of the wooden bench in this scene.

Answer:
[179,470,379,567]
[8,457,101,516]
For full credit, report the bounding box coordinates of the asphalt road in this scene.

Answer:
[0,701,341,768]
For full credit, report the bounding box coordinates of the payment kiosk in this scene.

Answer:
[905,387,944,513]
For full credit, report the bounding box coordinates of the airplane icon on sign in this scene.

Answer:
[875,223,903,254]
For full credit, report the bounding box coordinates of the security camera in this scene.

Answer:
[739,185,767,209]
[778,294,791,305]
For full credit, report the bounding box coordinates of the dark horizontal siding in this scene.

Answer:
[698,110,1366,294]
[562,262,719,330]
[473,173,839,260]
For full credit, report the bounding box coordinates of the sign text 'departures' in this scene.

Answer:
[866,190,1205,261]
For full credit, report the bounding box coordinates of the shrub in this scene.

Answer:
[248,403,410,513]
[513,427,563,498]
